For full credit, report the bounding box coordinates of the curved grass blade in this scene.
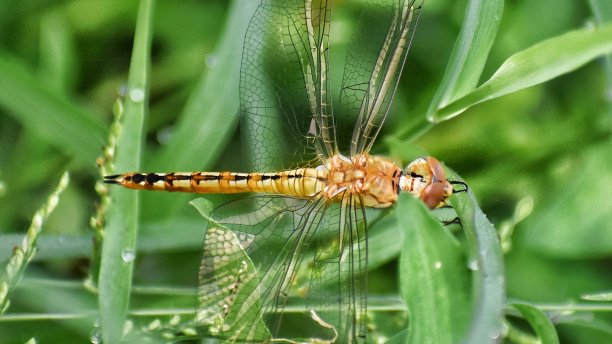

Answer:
[141,0,258,220]
[39,11,76,93]
[589,0,612,23]
[99,1,154,342]
[511,302,560,344]
[435,23,612,121]
[0,55,106,167]
[427,0,503,119]
[396,0,503,141]
[149,0,257,170]
[397,194,470,343]
[588,0,612,115]
[450,177,505,344]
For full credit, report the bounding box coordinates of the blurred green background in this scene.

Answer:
[0,0,610,343]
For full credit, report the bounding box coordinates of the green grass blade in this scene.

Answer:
[396,0,503,141]
[397,195,470,343]
[39,11,76,93]
[588,0,612,115]
[435,23,612,121]
[511,302,560,344]
[427,0,503,117]
[589,0,612,23]
[0,54,106,167]
[98,0,154,342]
[141,1,259,220]
[450,181,505,344]
[150,1,257,170]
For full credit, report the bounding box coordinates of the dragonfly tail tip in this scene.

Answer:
[103,175,121,184]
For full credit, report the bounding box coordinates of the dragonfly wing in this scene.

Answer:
[241,0,337,171]
[304,193,368,343]
[337,0,423,156]
[198,195,339,342]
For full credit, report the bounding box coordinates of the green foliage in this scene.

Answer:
[0,0,611,343]
[97,1,153,342]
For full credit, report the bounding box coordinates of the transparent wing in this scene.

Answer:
[336,0,423,156]
[198,196,335,342]
[197,194,367,343]
[305,193,368,343]
[241,0,337,171]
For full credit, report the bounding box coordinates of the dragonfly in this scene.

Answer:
[105,0,464,342]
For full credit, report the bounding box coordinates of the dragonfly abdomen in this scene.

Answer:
[104,168,327,197]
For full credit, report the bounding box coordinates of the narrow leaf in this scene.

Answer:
[436,23,612,120]
[588,0,612,23]
[39,11,76,92]
[0,54,106,166]
[512,302,560,344]
[142,1,259,220]
[99,1,154,342]
[450,179,505,344]
[428,0,503,114]
[150,0,257,170]
[398,194,470,343]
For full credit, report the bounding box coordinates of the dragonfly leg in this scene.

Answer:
[450,180,469,194]
[442,217,462,227]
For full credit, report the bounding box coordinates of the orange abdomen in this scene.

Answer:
[104,169,327,198]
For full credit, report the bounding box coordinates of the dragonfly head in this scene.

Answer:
[400,157,453,209]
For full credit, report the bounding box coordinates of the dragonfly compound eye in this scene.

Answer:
[403,157,453,209]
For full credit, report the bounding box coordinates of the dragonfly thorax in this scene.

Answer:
[323,153,402,208]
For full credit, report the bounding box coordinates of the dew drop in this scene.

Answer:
[206,54,219,68]
[121,248,136,262]
[156,125,174,145]
[434,261,442,269]
[606,88,612,103]
[489,329,502,340]
[117,83,128,97]
[128,88,145,103]
[467,259,480,271]
[89,328,102,344]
